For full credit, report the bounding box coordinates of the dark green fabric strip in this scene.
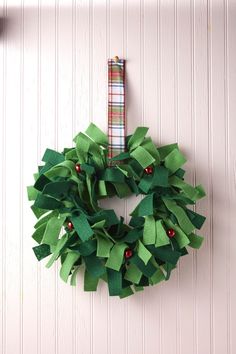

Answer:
[84,269,99,291]
[71,214,94,242]
[107,268,122,296]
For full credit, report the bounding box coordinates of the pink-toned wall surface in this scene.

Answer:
[0,1,236,353]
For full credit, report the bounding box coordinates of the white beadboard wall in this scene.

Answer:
[0,1,236,354]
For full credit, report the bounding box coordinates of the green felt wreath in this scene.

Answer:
[27,123,206,298]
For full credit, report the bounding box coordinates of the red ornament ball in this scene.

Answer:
[75,164,81,173]
[67,221,74,231]
[144,166,153,175]
[167,228,176,238]
[124,248,133,259]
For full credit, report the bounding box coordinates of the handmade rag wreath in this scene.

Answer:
[27,123,206,298]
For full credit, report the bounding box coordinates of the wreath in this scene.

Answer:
[27,123,206,298]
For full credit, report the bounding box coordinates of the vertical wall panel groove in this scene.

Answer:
[19,1,24,353]
[37,2,41,354]
[224,1,230,354]
[1,1,7,353]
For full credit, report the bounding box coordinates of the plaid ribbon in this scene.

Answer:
[108,58,126,161]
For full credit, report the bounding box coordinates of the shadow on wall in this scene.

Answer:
[0,1,235,39]
[0,17,7,36]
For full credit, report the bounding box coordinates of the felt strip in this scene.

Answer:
[163,262,176,280]
[128,127,149,151]
[97,180,108,197]
[42,148,65,165]
[31,205,48,219]
[130,146,155,169]
[164,148,187,173]
[46,234,69,268]
[131,193,154,217]
[152,166,169,187]
[84,269,99,291]
[105,243,127,271]
[27,186,38,201]
[33,244,51,261]
[164,218,190,249]
[84,254,106,277]
[107,268,122,296]
[158,143,178,160]
[155,220,170,247]
[124,263,143,284]
[147,245,181,265]
[70,267,80,286]
[71,214,94,242]
[112,182,132,198]
[60,251,80,283]
[122,229,142,243]
[96,234,113,258]
[188,233,204,249]
[119,286,134,299]
[143,215,156,245]
[34,194,63,210]
[194,185,206,200]
[162,198,195,235]
[32,223,47,244]
[34,211,57,229]
[77,239,97,256]
[141,137,160,165]
[85,122,108,146]
[185,209,206,229]
[169,175,198,200]
[42,181,74,199]
[150,268,166,285]
[42,215,66,246]
[137,240,152,265]
[138,175,153,194]
[131,255,157,278]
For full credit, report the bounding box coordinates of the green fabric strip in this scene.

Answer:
[188,233,204,249]
[105,243,127,271]
[130,146,155,169]
[137,240,152,265]
[60,251,80,283]
[107,268,122,296]
[33,244,51,261]
[42,215,66,246]
[96,234,113,258]
[71,214,94,242]
[152,166,169,187]
[128,127,149,151]
[143,215,156,245]
[163,198,195,235]
[155,220,170,247]
[46,234,69,268]
[164,148,187,173]
[124,263,143,284]
[150,268,166,285]
[158,143,178,160]
[84,269,99,291]
[85,122,108,146]
[164,218,190,249]
[84,254,106,277]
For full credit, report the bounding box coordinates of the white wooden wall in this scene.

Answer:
[0,1,236,353]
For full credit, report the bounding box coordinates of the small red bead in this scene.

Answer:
[144,166,153,175]
[67,221,74,230]
[75,164,81,173]
[167,228,176,238]
[124,249,133,259]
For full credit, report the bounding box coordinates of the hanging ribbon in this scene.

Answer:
[108,57,126,161]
